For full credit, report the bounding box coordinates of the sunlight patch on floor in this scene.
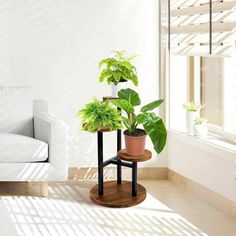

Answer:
[0,182,209,236]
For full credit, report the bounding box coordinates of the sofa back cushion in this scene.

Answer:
[0,87,33,137]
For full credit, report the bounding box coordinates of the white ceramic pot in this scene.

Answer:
[111,81,128,97]
[194,123,208,137]
[186,111,198,135]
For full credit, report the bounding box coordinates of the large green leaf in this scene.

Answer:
[118,88,141,106]
[141,99,164,112]
[110,99,134,114]
[135,113,145,124]
[140,113,167,154]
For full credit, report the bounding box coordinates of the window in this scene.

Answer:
[169,54,236,142]
[161,0,236,143]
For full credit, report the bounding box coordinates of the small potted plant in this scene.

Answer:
[193,117,208,137]
[110,88,167,156]
[183,102,205,135]
[77,98,122,133]
[98,51,139,97]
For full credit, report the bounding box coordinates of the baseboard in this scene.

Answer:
[0,181,48,197]
[168,169,236,218]
[69,167,167,181]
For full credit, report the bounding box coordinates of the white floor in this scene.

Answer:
[0,180,236,236]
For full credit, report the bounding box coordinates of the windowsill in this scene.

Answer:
[168,129,236,162]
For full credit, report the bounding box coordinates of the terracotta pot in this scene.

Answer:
[124,133,147,156]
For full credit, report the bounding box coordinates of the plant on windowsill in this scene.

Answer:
[193,117,208,137]
[183,102,205,135]
[110,88,167,156]
[77,98,122,133]
[98,51,139,97]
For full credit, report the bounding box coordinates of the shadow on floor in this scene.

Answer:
[0,181,212,236]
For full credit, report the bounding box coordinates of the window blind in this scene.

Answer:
[169,0,236,56]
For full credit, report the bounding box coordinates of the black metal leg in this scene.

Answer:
[132,162,137,196]
[98,132,103,196]
[117,129,122,184]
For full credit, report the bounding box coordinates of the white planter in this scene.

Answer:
[194,123,208,137]
[186,111,198,135]
[111,81,128,97]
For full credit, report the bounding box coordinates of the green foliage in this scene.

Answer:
[141,99,164,112]
[98,51,139,86]
[110,99,134,115]
[194,117,208,125]
[118,88,141,106]
[77,98,122,133]
[110,88,167,154]
[137,113,167,154]
[183,102,205,111]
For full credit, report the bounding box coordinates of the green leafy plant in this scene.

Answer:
[183,102,205,111]
[194,117,208,125]
[98,51,139,86]
[110,88,167,154]
[77,98,122,133]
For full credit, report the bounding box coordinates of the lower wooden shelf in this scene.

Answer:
[90,180,146,208]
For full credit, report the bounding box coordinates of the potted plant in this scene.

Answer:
[110,88,167,156]
[77,98,122,133]
[183,102,205,135]
[193,117,208,137]
[98,51,139,97]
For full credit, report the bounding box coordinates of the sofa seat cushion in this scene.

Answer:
[0,134,48,163]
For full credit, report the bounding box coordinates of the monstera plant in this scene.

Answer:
[110,88,167,156]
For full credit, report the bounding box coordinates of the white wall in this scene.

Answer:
[168,131,236,202]
[0,0,166,167]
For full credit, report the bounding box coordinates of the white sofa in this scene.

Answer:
[0,87,68,182]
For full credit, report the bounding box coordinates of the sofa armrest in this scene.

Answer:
[34,115,69,171]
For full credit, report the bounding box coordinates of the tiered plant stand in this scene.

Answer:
[90,109,152,207]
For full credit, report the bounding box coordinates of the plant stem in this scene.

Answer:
[130,112,135,133]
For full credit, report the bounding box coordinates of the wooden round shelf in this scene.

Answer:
[98,127,111,132]
[103,96,119,101]
[82,123,112,133]
[118,149,152,162]
[90,181,146,208]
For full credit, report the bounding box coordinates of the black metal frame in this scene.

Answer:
[97,129,138,197]
[209,0,212,54]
